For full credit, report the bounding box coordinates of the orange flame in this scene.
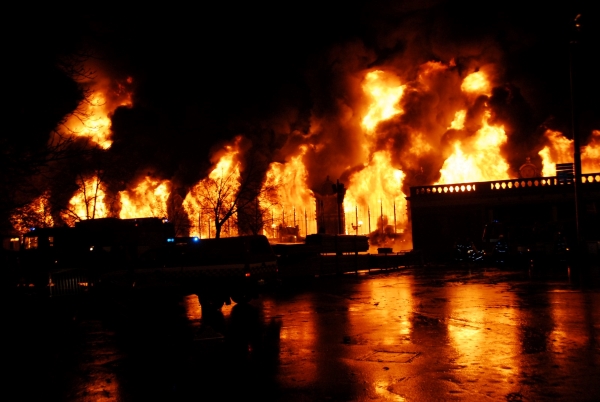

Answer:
[540,129,600,175]
[361,70,405,132]
[62,175,109,225]
[347,69,409,238]
[344,151,406,234]
[583,130,600,172]
[119,177,171,219]
[461,70,492,96]
[59,74,133,149]
[265,146,315,233]
[437,70,509,183]
[9,191,55,233]
[438,111,509,183]
[183,139,242,238]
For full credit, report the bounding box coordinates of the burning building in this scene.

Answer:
[5,6,599,258]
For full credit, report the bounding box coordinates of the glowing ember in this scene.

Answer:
[437,111,510,184]
[361,70,405,132]
[120,177,171,219]
[62,175,109,225]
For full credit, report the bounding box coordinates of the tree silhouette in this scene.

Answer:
[186,156,279,238]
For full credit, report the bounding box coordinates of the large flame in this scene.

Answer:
[9,192,55,234]
[120,177,171,219]
[344,151,406,234]
[264,146,315,234]
[361,70,405,132]
[59,74,133,149]
[539,129,600,176]
[343,69,409,240]
[183,139,242,238]
[437,110,509,183]
[583,130,600,172]
[62,175,109,225]
[437,70,510,183]
[461,70,491,95]
[14,57,599,245]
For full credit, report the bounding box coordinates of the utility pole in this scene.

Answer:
[570,13,586,278]
[380,199,383,235]
[304,208,308,237]
[355,205,359,235]
[393,201,397,234]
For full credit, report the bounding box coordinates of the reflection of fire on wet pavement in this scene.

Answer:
[8,266,600,401]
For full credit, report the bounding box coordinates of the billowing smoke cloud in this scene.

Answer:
[5,1,599,232]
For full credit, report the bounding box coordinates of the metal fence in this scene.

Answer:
[411,173,600,197]
[48,269,90,297]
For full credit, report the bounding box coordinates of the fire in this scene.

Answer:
[436,70,509,184]
[461,70,491,95]
[449,110,467,130]
[344,151,406,234]
[183,139,242,238]
[9,192,54,234]
[437,111,509,183]
[583,130,600,172]
[361,70,405,132]
[62,175,109,225]
[59,73,133,149]
[119,177,171,219]
[540,129,600,175]
[264,146,315,233]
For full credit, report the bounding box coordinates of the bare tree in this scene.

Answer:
[187,157,279,238]
[59,170,110,226]
[2,47,98,232]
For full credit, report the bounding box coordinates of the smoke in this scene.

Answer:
[6,1,599,232]
[111,3,598,189]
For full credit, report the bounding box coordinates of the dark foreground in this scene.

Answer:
[7,265,600,401]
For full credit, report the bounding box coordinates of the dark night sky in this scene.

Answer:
[3,1,599,228]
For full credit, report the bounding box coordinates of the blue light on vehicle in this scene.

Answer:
[192,237,199,242]
[167,238,175,243]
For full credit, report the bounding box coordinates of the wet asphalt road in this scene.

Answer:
[7,265,600,401]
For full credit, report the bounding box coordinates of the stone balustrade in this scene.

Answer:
[411,173,600,197]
